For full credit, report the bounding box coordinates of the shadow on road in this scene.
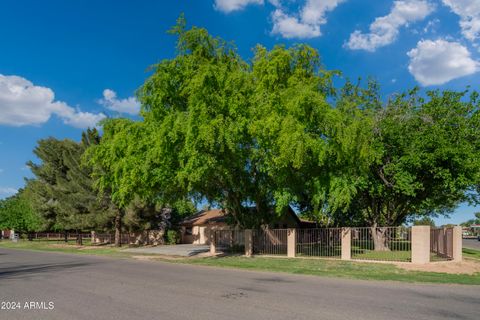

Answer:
[0,262,95,280]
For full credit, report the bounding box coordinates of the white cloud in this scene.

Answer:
[423,18,439,34]
[0,187,18,197]
[271,0,345,39]
[0,74,105,128]
[407,39,479,86]
[442,0,480,43]
[214,0,263,13]
[346,0,435,51]
[98,89,140,115]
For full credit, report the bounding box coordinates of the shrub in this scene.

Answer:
[165,230,179,245]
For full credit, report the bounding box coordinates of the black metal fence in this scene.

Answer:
[430,227,453,261]
[23,232,92,243]
[252,229,288,255]
[351,227,412,262]
[214,229,245,253]
[296,228,342,258]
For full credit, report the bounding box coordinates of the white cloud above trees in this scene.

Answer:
[0,187,18,197]
[214,0,345,39]
[271,0,345,39]
[346,0,435,51]
[214,0,264,13]
[442,0,480,43]
[0,74,105,128]
[98,89,140,115]
[407,39,479,85]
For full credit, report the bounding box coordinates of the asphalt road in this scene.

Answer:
[463,238,480,250]
[0,248,479,320]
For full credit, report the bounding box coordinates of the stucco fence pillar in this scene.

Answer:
[287,228,296,258]
[411,225,431,264]
[452,226,462,262]
[244,229,253,257]
[209,228,216,255]
[341,227,351,260]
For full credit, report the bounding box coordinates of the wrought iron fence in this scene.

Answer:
[214,229,245,253]
[26,233,92,243]
[92,233,114,244]
[296,228,342,258]
[430,227,453,261]
[351,227,412,262]
[252,229,287,255]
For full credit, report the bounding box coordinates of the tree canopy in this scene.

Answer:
[26,129,114,232]
[0,189,45,233]
[85,18,480,229]
[10,18,480,240]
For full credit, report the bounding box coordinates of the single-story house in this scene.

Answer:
[179,206,316,244]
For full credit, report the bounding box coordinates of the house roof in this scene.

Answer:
[180,205,309,228]
[180,209,227,227]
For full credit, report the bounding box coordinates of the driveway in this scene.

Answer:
[0,248,478,320]
[124,244,210,256]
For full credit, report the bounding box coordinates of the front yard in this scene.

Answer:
[1,240,479,285]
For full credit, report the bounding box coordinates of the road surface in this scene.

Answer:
[0,248,478,320]
[463,238,480,250]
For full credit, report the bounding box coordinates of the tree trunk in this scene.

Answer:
[64,231,68,243]
[75,230,83,246]
[371,226,390,251]
[114,211,122,247]
[76,230,83,245]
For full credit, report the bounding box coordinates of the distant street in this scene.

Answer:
[463,238,480,250]
[0,248,479,320]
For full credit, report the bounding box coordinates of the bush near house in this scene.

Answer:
[165,230,180,245]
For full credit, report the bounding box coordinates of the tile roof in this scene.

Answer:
[180,209,227,226]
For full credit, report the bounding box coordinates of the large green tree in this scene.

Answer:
[28,129,115,243]
[333,89,480,249]
[85,119,195,245]
[0,189,45,235]
[88,18,480,245]
[93,17,343,228]
[461,212,480,227]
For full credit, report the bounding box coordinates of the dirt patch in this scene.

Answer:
[48,244,116,250]
[78,246,115,250]
[131,255,184,261]
[49,244,83,249]
[397,259,480,275]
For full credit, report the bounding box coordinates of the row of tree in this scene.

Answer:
[461,213,480,227]
[0,129,195,245]
[2,18,480,247]
[88,18,480,228]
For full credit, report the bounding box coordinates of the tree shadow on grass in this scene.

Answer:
[187,247,211,257]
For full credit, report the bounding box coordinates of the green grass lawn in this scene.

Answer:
[1,240,479,285]
[0,239,129,257]
[352,250,412,262]
[181,256,480,285]
[463,248,480,260]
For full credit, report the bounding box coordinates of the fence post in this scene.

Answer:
[411,226,430,264]
[209,229,216,255]
[245,229,253,257]
[287,228,296,258]
[452,226,462,262]
[341,227,351,260]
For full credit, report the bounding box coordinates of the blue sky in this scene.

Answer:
[0,0,479,224]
